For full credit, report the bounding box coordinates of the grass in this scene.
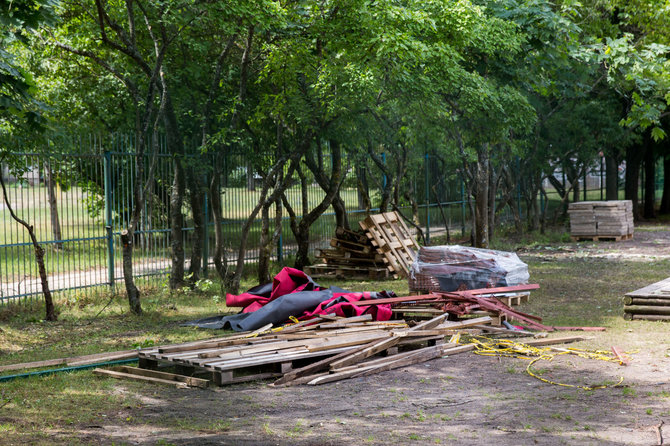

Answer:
[1,223,670,442]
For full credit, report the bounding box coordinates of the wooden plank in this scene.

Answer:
[93,368,191,388]
[115,366,209,387]
[626,277,670,298]
[0,349,141,373]
[327,313,449,369]
[308,343,475,385]
[520,336,585,347]
[0,358,65,373]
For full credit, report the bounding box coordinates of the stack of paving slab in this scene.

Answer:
[568,200,633,241]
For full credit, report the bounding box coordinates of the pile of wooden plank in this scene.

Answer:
[305,227,391,279]
[359,211,419,278]
[137,313,493,386]
[624,277,670,322]
[355,284,547,330]
[568,200,633,241]
[305,211,418,280]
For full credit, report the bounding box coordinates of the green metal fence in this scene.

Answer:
[0,135,658,305]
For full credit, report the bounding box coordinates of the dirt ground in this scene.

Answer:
[58,228,670,445]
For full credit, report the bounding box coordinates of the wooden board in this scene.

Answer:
[359,211,419,278]
[304,264,391,279]
[626,277,670,299]
[93,366,210,388]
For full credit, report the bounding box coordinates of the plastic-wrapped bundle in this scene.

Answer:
[409,245,529,292]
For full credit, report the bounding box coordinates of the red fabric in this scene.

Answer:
[226,293,270,309]
[301,292,392,321]
[270,267,313,299]
[226,267,392,323]
[226,267,320,310]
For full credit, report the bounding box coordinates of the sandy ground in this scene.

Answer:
[53,228,670,445]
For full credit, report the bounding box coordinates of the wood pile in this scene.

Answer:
[305,211,419,280]
[568,200,633,241]
[624,277,670,322]
[359,211,419,278]
[137,313,494,386]
[305,227,391,279]
[355,284,548,330]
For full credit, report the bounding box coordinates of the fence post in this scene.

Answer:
[202,175,209,278]
[103,151,114,288]
[424,153,430,245]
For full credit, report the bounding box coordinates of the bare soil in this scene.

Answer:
[51,228,670,445]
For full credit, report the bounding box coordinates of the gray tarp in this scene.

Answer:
[182,289,336,331]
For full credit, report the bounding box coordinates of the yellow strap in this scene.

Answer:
[468,336,625,390]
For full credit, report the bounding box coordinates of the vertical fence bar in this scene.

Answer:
[104,150,114,288]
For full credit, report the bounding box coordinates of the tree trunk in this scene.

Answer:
[257,199,273,284]
[357,166,371,213]
[44,162,63,250]
[473,148,490,248]
[187,170,204,283]
[209,172,227,281]
[0,172,57,321]
[605,155,619,200]
[643,141,656,219]
[625,141,644,221]
[169,157,186,289]
[660,156,670,214]
[121,230,142,314]
[487,161,499,242]
[229,142,307,294]
[332,194,349,229]
[291,141,345,270]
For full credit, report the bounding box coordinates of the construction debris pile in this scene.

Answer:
[305,211,419,280]
[133,283,609,388]
[568,200,634,241]
[141,313,489,386]
[305,227,390,280]
[625,277,670,322]
[409,245,529,293]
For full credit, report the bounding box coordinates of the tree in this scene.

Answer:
[0,0,58,320]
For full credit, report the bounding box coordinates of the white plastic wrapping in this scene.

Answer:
[409,245,529,292]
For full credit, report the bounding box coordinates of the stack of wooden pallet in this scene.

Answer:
[568,200,633,241]
[305,227,391,279]
[137,313,493,386]
[305,211,418,280]
[624,277,670,322]
[359,211,419,278]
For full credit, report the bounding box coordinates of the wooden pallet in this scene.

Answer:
[133,313,497,387]
[359,212,419,278]
[304,264,391,279]
[571,233,633,242]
